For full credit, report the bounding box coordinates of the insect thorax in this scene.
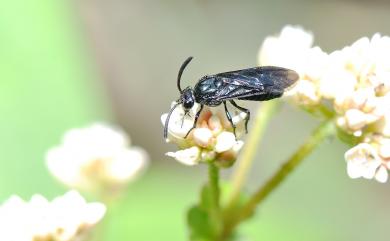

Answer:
[194,76,223,106]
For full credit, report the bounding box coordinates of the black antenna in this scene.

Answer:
[163,102,181,139]
[177,56,193,93]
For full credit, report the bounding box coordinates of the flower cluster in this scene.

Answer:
[259,26,390,182]
[344,136,390,183]
[161,102,246,167]
[0,190,106,241]
[46,123,148,192]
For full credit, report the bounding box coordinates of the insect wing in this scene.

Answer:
[212,66,299,101]
[216,66,298,89]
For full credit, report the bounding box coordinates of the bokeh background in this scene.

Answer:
[1,0,390,240]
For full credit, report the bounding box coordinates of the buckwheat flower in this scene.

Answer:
[319,68,356,100]
[162,102,245,167]
[345,143,382,181]
[259,26,390,133]
[259,26,390,182]
[258,25,314,75]
[46,123,148,192]
[0,190,106,241]
[345,141,389,183]
[285,79,320,106]
[259,25,329,106]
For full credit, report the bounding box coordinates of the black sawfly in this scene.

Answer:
[163,57,299,139]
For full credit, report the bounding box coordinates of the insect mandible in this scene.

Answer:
[163,57,299,140]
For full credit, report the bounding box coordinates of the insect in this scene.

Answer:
[163,57,299,139]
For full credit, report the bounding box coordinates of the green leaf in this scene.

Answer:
[187,184,223,241]
[187,205,215,241]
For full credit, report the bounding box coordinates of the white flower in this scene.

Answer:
[0,190,106,241]
[285,79,320,106]
[258,25,314,75]
[46,123,148,192]
[259,26,331,106]
[215,132,236,153]
[166,146,201,166]
[162,102,245,167]
[319,68,356,100]
[259,26,390,131]
[345,143,388,183]
[343,109,369,131]
[375,166,388,183]
[260,26,390,182]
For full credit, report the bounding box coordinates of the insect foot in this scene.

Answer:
[161,102,246,167]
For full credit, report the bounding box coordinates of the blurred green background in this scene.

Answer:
[1,0,390,240]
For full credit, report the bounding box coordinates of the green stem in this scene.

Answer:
[208,162,223,241]
[223,119,335,238]
[227,101,280,209]
[317,104,334,119]
[208,162,220,211]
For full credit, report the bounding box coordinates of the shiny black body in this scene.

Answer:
[163,57,299,139]
[194,66,297,106]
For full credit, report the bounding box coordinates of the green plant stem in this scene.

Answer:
[208,162,220,211]
[317,104,334,119]
[227,101,280,209]
[222,119,335,238]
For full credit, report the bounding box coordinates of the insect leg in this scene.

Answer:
[229,100,250,134]
[184,104,204,138]
[223,101,236,138]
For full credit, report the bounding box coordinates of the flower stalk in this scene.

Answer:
[208,162,221,211]
[227,101,280,208]
[222,119,335,239]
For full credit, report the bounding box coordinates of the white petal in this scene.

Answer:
[1,196,25,208]
[161,102,200,140]
[320,69,356,100]
[288,79,320,105]
[193,128,213,147]
[258,25,313,75]
[107,148,149,182]
[45,123,148,191]
[375,165,388,183]
[215,132,236,153]
[361,165,379,179]
[0,191,106,241]
[344,109,368,131]
[63,123,130,150]
[232,112,248,138]
[166,146,201,166]
[379,140,390,159]
[347,161,363,179]
[304,46,329,81]
[46,147,82,187]
[344,143,382,180]
[232,140,245,153]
